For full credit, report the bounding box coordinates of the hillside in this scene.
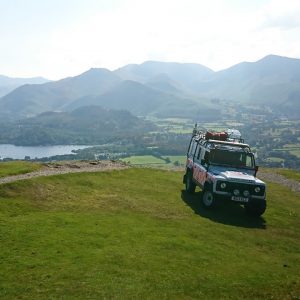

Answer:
[114,61,214,94]
[0,106,155,146]
[195,55,300,107]
[0,55,299,120]
[0,75,49,97]
[67,80,219,118]
[0,166,299,299]
[0,69,121,120]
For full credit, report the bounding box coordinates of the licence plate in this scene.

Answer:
[231,196,249,203]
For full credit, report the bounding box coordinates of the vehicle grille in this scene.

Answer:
[216,181,265,196]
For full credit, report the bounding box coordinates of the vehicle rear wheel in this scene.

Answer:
[185,171,196,194]
[202,189,215,208]
[245,199,266,217]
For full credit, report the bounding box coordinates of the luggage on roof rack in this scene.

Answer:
[226,129,242,141]
[205,131,228,141]
[191,124,244,143]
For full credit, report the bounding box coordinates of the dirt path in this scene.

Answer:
[258,170,300,194]
[0,160,129,185]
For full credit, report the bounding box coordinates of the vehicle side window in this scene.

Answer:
[196,146,202,160]
[188,139,195,156]
[191,141,198,157]
[246,155,253,167]
[204,151,209,163]
[188,139,197,157]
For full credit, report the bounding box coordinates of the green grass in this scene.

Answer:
[225,121,244,127]
[162,155,186,165]
[168,128,192,134]
[0,161,42,178]
[121,155,166,165]
[266,157,285,163]
[0,168,300,299]
[121,155,186,167]
[276,168,300,182]
[281,144,300,158]
[201,122,227,132]
[289,149,300,158]
[283,143,300,148]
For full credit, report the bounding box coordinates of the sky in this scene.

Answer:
[1,0,300,80]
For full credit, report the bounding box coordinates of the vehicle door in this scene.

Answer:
[192,145,207,188]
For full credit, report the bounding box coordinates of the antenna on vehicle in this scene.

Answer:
[192,123,198,136]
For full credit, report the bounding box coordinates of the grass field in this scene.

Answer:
[274,144,300,158]
[276,168,300,182]
[0,167,300,299]
[266,157,285,163]
[120,155,166,165]
[162,155,186,165]
[121,155,186,167]
[0,161,42,178]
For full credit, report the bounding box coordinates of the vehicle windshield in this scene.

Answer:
[209,149,255,168]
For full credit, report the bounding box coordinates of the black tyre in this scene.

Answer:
[185,171,196,193]
[245,199,266,217]
[202,189,216,208]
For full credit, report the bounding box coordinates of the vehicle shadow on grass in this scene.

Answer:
[181,190,266,229]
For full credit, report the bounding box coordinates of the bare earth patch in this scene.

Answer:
[0,160,129,185]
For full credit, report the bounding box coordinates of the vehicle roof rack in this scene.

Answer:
[191,124,248,147]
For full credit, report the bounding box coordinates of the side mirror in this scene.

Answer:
[254,165,259,177]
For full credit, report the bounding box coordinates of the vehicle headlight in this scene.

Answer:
[254,187,261,193]
[220,182,226,189]
[243,190,250,197]
[233,189,240,196]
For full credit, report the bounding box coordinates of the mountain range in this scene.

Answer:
[0,54,299,121]
[0,75,49,98]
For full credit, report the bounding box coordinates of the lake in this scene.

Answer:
[0,144,90,160]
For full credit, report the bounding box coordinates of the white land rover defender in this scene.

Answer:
[183,125,266,216]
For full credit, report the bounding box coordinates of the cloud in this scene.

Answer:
[2,0,300,79]
[260,0,300,30]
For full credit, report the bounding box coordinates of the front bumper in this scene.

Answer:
[213,181,266,201]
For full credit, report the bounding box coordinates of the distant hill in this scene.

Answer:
[144,73,183,96]
[0,75,50,97]
[0,106,155,146]
[194,55,300,106]
[0,55,299,120]
[0,68,121,120]
[114,61,214,95]
[280,90,300,118]
[66,80,219,119]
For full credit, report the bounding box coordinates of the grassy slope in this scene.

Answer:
[0,168,299,299]
[0,161,42,178]
[276,168,300,182]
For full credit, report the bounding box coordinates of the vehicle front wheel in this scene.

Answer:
[202,189,216,208]
[185,171,196,194]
